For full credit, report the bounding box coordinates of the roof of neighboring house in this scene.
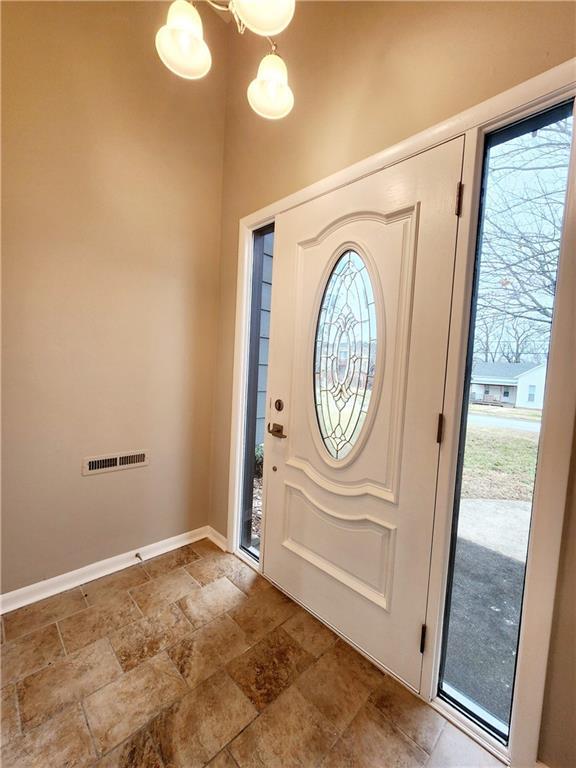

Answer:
[471,361,542,384]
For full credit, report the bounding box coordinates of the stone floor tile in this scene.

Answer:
[296,640,384,732]
[0,556,501,768]
[190,538,222,558]
[142,544,201,580]
[230,685,338,768]
[321,702,428,768]
[370,674,446,754]
[184,553,231,586]
[95,728,165,767]
[59,594,141,653]
[0,703,96,768]
[186,554,270,597]
[169,614,249,689]
[227,586,298,645]
[149,670,257,768]
[331,641,385,689]
[109,604,192,672]
[177,577,246,630]
[427,722,503,767]
[17,637,121,731]
[227,627,313,711]
[129,568,200,616]
[82,566,149,606]
[207,750,240,768]
[1,624,65,686]
[1,684,20,747]
[3,589,86,641]
[84,652,187,756]
[282,607,338,659]
[225,564,271,597]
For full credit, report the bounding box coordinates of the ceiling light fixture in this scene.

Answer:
[155,1,212,80]
[155,0,295,119]
[247,50,294,120]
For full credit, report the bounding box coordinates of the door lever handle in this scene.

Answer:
[267,422,287,439]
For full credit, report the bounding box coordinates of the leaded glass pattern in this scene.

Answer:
[314,250,377,460]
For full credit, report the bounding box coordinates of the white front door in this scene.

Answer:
[261,138,464,691]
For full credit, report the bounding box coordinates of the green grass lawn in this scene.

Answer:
[468,404,542,421]
[461,426,539,501]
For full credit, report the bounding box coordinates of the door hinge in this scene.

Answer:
[420,624,427,654]
[455,181,464,217]
[436,413,445,444]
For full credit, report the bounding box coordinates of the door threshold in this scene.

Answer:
[234,545,261,572]
[439,682,508,744]
[430,695,510,765]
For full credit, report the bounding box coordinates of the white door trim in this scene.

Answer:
[227,59,576,767]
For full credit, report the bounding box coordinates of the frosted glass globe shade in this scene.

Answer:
[233,0,295,36]
[156,1,211,80]
[247,54,294,119]
[166,0,203,35]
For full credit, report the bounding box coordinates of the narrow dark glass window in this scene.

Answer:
[439,102,573,742]
[240,224,274,558]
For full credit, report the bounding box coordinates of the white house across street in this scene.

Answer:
[469,361,546,409]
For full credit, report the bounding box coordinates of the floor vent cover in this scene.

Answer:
[82,450,149,476]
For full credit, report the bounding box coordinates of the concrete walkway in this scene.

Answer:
[458,498,532,561]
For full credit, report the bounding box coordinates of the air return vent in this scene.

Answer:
[82,450,149,476]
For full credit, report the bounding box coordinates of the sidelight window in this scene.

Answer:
[438,102,573,742]
[240,224,274,559]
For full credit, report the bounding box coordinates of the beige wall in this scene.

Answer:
[209,4,575,767]
[1,2,228,591]
[2,2,575,766]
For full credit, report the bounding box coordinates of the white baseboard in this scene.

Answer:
[207,526,228,553]
[0,526,228,614]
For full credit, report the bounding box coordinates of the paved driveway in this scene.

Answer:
[467,413,541,433]
[443,536,523,726]
[443,496,532,727]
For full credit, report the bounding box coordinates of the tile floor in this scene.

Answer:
[0,541,503,767]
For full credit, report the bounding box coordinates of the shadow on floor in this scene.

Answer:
[442,536,525,724]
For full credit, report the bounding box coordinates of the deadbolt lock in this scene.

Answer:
[274,399,284,412]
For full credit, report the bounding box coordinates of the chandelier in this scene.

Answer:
[155,0,295,120]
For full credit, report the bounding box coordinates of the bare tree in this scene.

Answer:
[499,318,548,363]
[474,311,506,362]
[473,117,572,363]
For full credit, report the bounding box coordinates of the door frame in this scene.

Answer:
[227,59,576,767]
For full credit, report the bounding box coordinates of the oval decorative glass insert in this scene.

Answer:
[314,250,377,460]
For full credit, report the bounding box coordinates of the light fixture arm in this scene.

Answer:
[201,0,279,48]
[202,0,245,34]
